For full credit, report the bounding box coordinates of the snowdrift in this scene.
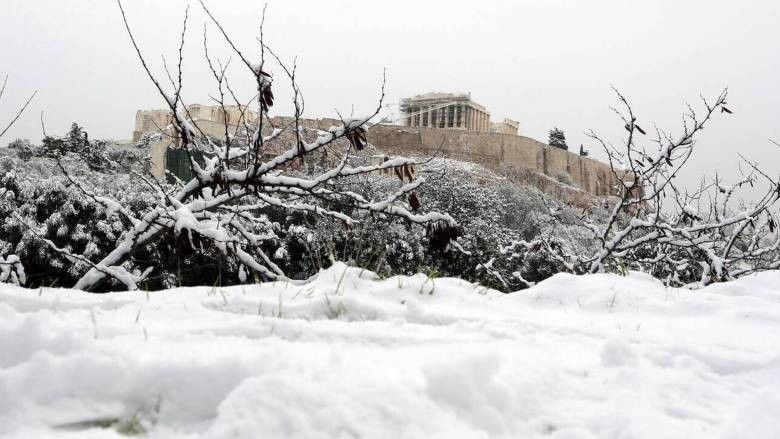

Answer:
[1,264,780,438]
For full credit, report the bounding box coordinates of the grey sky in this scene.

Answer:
[1,0,779,189]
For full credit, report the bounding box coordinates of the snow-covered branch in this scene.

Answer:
[492,89,780,288]
[55,3,460,291]
[0,75,37,140]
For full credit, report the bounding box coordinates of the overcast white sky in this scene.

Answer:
[1,0,779,189]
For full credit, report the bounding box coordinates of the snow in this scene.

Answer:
[2,264,780,438]
[682,204,699,218]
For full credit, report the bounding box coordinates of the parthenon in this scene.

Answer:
[400,92,492,132]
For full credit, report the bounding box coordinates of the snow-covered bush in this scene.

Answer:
[2,135,608,292]
[269,158,580,291]
[488,89,780,288]
[555,171,575,187]
[1,143,270,290]
[7,3,458,292]
[136,131,162,148]
[0,153,152,288]
[36,123,143,172]
[6,138,35,160]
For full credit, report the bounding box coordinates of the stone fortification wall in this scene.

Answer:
[140,109,624,197]
[367,125,622,197]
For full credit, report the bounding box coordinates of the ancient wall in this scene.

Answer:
[270,116,343,131]
[149,138,172,178]
[133,110,172,143]
[367,124,623,197]
[146,116,347,178]
[134,105,259,143]
[141,112,625,197]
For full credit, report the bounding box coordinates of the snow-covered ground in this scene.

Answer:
[1,264,780,438]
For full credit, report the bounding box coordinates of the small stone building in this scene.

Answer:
[134,103,349,179]
[133,104,259,143]
[491,118,520,136]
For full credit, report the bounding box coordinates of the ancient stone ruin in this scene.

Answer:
[133,95,625,197]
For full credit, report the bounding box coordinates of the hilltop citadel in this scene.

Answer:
[133,92,624,197]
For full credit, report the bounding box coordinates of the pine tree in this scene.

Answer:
[548,127,568,150]
[67,123,87,149]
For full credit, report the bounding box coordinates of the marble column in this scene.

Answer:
[453,105,458,128]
